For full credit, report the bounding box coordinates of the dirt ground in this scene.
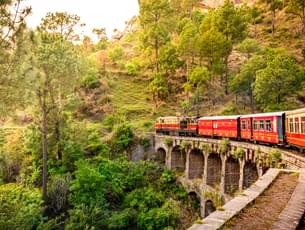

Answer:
[222,173,298,230]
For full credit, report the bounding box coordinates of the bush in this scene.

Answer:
[125,62,138,76]
[86,129,110,158]
[109,46,124,64]
[112,123,134,153]
[0,184,43,229]
[137,199,179,230]
[61,140,84,172]
[81,69,100,89]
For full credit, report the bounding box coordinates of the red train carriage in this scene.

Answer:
[240,112,285,144]
[155,116,198,136]
[285,108,305,149]
[198,115,240,139]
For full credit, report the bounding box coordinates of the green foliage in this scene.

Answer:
[221,103,238,115]
[81,68,100,89]
[149,72,169,101]
[159,42,183,73]
[65,204,108,230]
[0,184,43,229]
[180,140,192,152]
[219,138,231,154]
[187,66,209,90]
[238,38,261,58]
[232,148,245,160]
[61,140,84,172]
[125,62,138,76]
[140,137,150,151]
[267,149,283,167]
[254,50,304,111]
[203,191,224,209]
[39,12,84,41]
[137,199,179,230]
[112,123,134,153]
[86,128,110,158]
[200,143,212,153]
[109,45,124,64]
[164,137,173,147]
[0,129,26,183]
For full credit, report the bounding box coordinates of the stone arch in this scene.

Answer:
[207,153,222,188]
[243,161,258,189]
[171,146,186,172]
[204,200,216,217]
[155,147,166,164]
[189,191,201,211]
[225,156,240,194]
[189,148,204,179]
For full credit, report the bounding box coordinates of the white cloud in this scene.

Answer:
[25,0,139,39]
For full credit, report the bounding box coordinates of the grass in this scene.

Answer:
[106,74,177,134]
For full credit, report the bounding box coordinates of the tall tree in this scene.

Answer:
[254,50,304,111]
[262,0,283,38]
[230,54,266,112]
[38,12,86,163]
[38,12,85,41]
[214,0,248,94]
[0,0,31,114]
[138,0,172,72]
[286,0,305,35]
[22,32,84,203]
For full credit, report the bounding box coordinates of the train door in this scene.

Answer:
[277,116,283,143]
[250,117,253,139]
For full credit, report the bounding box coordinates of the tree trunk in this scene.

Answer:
[40,91,48,204]
[272,10,276,38]
[249,89,254,113]
[155,39,159,72]
[224,55,229,95]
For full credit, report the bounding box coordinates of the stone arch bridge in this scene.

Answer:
[154,135,305,217]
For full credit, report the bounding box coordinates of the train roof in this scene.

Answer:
[240,112,284,118]
[285,107,305,116]
[157,116,198,120]
[198,115,240,120]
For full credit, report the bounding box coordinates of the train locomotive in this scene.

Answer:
[155,108,305,151]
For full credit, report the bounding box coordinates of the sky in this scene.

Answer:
[25,0,139,39]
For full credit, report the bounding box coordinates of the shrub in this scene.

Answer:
[86,129,110,158]
[82,74,101,89]
[0,184,43,229]
[61,140,84,172]
[112,123,134,153]
[69,160,106,206]
[140,137,150,151]
[81,71,100,89]
[137,199,179,230]
[109,45,124,64]
[125,62,138,76]
[164,137,173,147]
[219,138,230,154]
[232,148,245,160]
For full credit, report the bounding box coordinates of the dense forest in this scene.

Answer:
[1,0,305,229]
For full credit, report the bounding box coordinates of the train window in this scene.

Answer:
[259,120,265,130]
[248,121,251,129]
[289,118,294,133]
[266,120,272,131]
[254,120,258,130]
[241,120,247,130]
[295,117,300,134]
[301,117,305,134]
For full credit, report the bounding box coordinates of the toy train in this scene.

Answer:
[155,108,305,151]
